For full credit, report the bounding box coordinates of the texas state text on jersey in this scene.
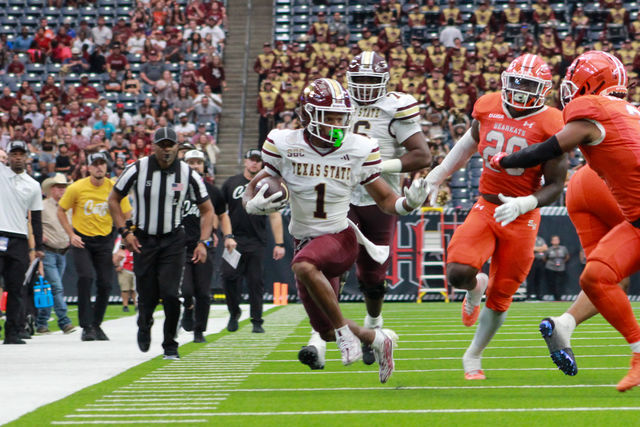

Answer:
[350,91,421,206]
[564,95,640,223]
[262,129,382,239]
[473,92,564,197]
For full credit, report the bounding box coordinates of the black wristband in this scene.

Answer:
[198,239,211,247]
[119,228,131,238]
[224,234,234,240]
[275,243,285,247]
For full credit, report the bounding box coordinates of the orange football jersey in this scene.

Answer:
[564,95,640,223]
[472,92,564,197]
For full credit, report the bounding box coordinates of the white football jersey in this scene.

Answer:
[262,129,382,240]
[350,91,421,206]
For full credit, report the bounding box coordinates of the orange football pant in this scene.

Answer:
[447,198,540,312]
[581,221,640,344]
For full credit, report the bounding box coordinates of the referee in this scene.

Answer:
[0,140,44,344]
[108,127,213,360]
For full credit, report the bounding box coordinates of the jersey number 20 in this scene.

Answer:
[483,130,527,176]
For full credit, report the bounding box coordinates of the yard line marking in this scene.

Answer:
[76,407,219,412]
[183,407,640,416]
[215,367,628,375]
[95,398,227,403]
[200,384,618,392]
[65,414,218,418]
[259,354,631,363]
[267,344,629,353]
[90,400,225,405]
[52,420,208,424]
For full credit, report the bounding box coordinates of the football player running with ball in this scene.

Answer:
[492,51,640,391]
[299,51,431,368]
[243,78,430,383]
[426,54,568,379]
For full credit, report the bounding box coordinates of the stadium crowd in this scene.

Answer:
[255,0,640,207]
[0,0,227,184]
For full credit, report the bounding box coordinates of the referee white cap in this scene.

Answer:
[7,140,28,153]
[184,150,206,162]
[153,127,178,145]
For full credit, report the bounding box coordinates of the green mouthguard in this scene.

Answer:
[331,128,345,147]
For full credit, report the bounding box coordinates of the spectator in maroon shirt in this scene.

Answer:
[106,43,129,73]
[180,61,201,95]
[112,18,133,47]
[8,105,23,127]
[64,101,89,125]
[199,55,226,94]
[186,0,207,25]
[54,27,72,50]
[76,75,100,103]
[0,87,17,113]
[6,54,25,76]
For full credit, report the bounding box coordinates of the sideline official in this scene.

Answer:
[58,152,132,342]
[221,149,285,333]
[109,127,213,360]
[0,140,44,344]
[180,149,226,343]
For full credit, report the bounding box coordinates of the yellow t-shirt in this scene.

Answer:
[59,177,132,237]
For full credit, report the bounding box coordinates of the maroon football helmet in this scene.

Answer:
[299,78,353,147]
[347,51,390,104]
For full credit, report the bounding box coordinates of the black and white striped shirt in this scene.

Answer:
[113,155,209,236]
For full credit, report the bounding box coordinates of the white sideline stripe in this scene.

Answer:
[52,420,208,424]
[181,407,640,416]
[206,384,618,392]
[271,344,629,353]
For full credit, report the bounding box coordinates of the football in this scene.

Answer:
[255,176,289,203]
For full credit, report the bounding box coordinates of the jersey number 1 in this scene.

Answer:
[313,183,327,219]
[483,130,527,176]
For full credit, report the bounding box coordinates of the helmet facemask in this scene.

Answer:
[559,78,579,108]
[347,72,389,104]
[501,72,552,110]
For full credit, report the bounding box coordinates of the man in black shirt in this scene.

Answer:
[109,127,214,360]
[220,149,285,333]
[180,150,227,343]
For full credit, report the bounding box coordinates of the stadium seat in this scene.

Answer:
[25,73,42,84]
[293,14,309,25]
[450,176,468,188]
[275,33,291,42]
[292,5,310,15]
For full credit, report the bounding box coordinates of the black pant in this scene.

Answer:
[71,231,114,329]
[0,236,28,339]
[182,246,214,333]
[527,258,546,299]
[222,248,264,325]
[545,269,566,301]
[133,229,185,352]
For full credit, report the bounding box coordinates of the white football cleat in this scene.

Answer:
[335,326,362,365]
[373,328,399,383]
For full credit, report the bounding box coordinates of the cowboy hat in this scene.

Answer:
[42,173,69,196]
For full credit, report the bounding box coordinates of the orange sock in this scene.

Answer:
[581,261,640,344]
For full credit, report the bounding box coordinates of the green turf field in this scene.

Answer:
[11,302,640,426]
